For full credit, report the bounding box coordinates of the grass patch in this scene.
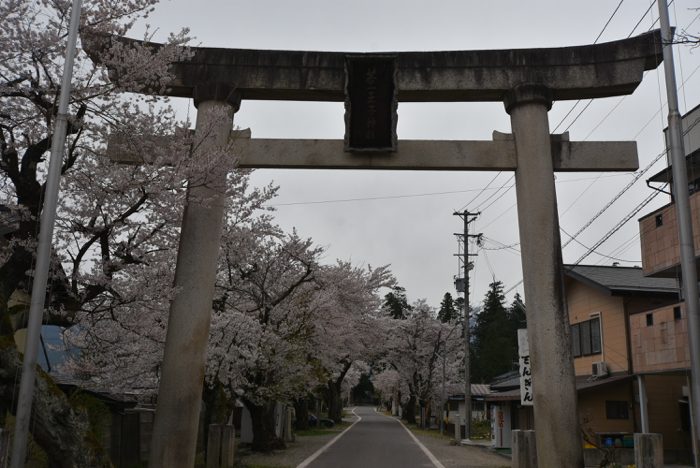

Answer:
[405,423,454,440]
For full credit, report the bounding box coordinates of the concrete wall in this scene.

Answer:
[566,279,629,375]
[639,190,700,277]
[630,303,690,373]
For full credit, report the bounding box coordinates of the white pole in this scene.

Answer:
[638,375,649,433]
[657,2,700,466]
[10,1,82,466]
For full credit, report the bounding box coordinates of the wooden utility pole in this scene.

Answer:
[454,210,480,441]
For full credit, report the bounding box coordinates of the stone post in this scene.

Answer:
[634,433,663,468]
[206,424,235,468]
[504,84,583,468]
[284,407,294,442]
[221,425,235,468]
[206,425,222,468]
[148,84,240,468]
[512,430,538,468]
[0,428,10,468]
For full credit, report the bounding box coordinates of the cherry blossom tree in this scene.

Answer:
[0,0,201,463]
[380,300,462,426]
[309,261,393,423]
[206,226,322,452]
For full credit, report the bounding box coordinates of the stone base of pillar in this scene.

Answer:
[634,433,663,468]
[512,430,538,468]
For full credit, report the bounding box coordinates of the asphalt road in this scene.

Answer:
[300,406,441,468]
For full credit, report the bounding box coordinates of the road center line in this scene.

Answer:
[296,407,362,468]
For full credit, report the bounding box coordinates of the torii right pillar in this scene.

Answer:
[506,84,582,467]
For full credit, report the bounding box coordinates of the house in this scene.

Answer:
[564,264,691,460]
[444,384,491,437]
[485,265,690,461]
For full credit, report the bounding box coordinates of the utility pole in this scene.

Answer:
[657,2,700,466]
[10,1,83,466]
[454,210,480,442]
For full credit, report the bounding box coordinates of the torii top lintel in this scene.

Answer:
[84,30,664,103]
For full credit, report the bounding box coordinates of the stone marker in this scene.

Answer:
[634,433,664,468]
[512,430,537,468]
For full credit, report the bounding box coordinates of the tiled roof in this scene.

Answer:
[449,384,492,398]
[485,372,633,401]
[564,264,679,295]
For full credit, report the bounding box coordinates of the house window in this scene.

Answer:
[606,401,629,420]
[655,214,663,227]
[571,317,602,358]
[646,313,654,326]
[674,306,682,321]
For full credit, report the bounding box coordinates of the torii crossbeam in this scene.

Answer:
[86,30,663,468]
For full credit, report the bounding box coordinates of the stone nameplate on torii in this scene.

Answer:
[344,55,398,152]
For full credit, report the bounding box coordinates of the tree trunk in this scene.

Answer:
[0,339,111,467]
[403,394,417,425]
[327,380,343,424]
[294,397,310,431]
[245,400,285,452]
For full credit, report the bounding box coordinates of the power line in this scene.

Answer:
[551,0,630,133]
[457,171,502,211]
[268,173,628,207]
[476,175,515,212]
[269,187,500,207]
[573,190,661,265]
[561,150,667,246]
[594,0,626,43]
[560,226,641,264]
[552,0,669,134]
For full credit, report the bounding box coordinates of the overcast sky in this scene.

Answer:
[136,0,700,309]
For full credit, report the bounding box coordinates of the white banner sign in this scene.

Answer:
[518,329,533,406]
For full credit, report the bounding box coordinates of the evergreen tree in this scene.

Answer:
[471,281,518,383]
[508,293,527,330]
[382,286,412,319]
[437,292,459,322]
[455,296,465,318]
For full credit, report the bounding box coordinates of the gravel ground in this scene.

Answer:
[235,416,358,468]
[402,425,510,468]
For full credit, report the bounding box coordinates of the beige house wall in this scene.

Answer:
[566,279,629,376]
[643,374,691,451]
[579,382,635,435]
[640,191,700,276]
[630,303,689,373]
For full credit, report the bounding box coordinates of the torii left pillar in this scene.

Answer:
[148,84,240,468]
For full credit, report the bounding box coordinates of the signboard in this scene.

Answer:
[518,329,533,406]
[344,55,398,152]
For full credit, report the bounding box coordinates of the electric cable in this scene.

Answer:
[573,190,661,265]
[456,171,502,212]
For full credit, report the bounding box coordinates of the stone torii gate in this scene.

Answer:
[86,30,663,468]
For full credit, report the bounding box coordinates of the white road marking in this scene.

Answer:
[374,408,445,468]
[296,407,362,468]
[390,413,447,468]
